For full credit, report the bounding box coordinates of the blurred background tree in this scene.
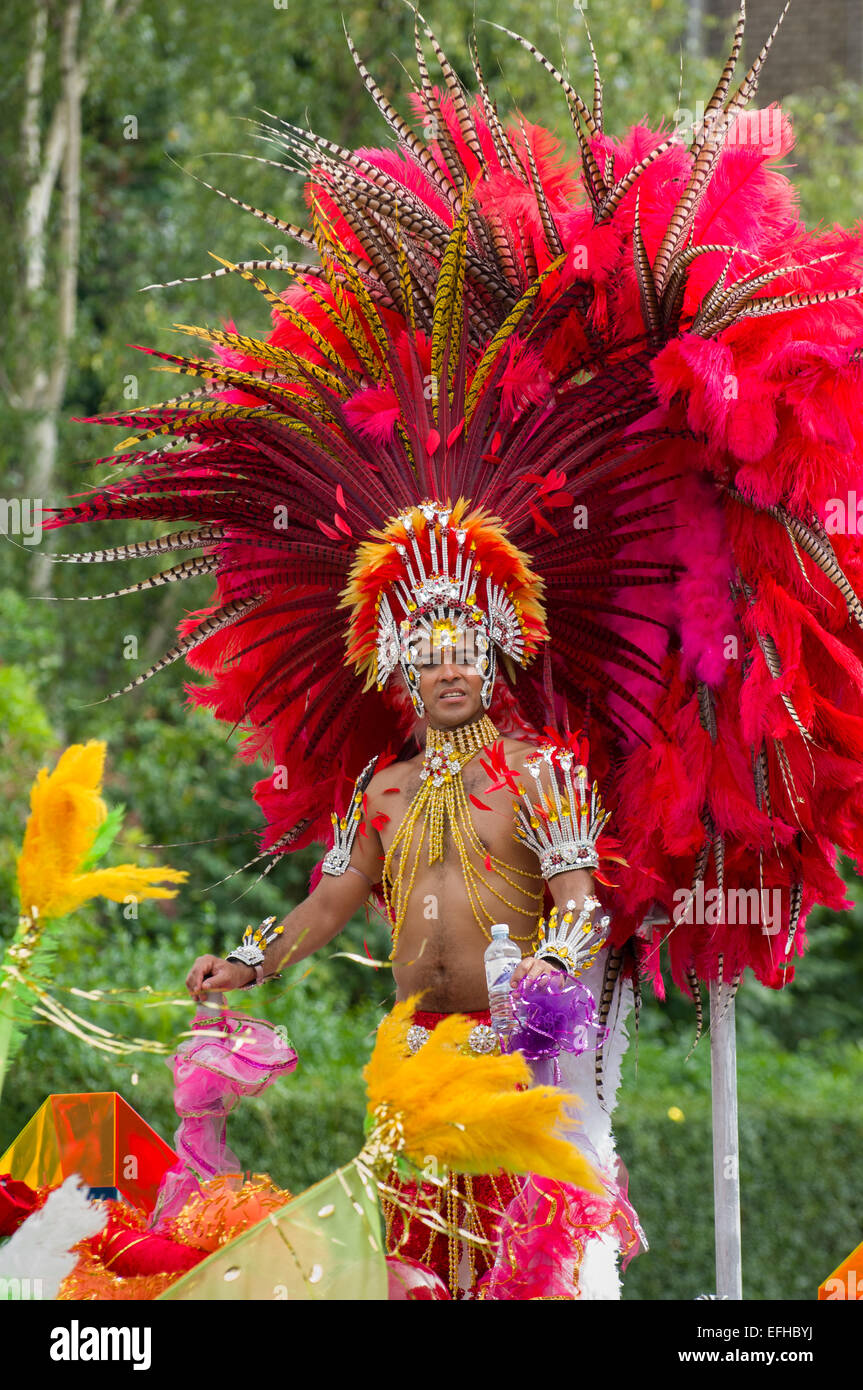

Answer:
[0,0,861,1299]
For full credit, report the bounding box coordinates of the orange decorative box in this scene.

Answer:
[0,1092,176,1213]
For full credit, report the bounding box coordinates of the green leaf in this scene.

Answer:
[79,803,126,871]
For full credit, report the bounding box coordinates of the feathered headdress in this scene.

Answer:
[344,497,547,714]
[45,4,863,1006]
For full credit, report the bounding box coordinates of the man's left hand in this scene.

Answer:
[511,954,565,988]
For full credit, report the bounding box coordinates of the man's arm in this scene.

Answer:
[511,867,596,986]
[186,800,385,1000]
[503,741,606,986]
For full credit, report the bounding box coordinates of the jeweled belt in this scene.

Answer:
[406,1022,500,1056]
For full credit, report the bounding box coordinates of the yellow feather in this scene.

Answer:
[395,222,417,334]
[16,740,188,920]
[363,998,602,1192]
[206,254,349,374]
[308,222,384,381]
[430,188,474,400]
[312,205,393,379]
[464,253,566,422]
[172,324,347,397]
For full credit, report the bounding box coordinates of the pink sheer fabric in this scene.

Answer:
[476,1159,645,1300]
[150,1007,297,1229]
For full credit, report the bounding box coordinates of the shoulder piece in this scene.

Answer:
[514,743,609,879]
[321,756,380,876]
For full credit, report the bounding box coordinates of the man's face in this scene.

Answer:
[413,623,487,728]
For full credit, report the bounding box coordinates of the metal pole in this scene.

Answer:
[710,981,742,1299]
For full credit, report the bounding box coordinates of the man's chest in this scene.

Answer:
[373,763,526,863]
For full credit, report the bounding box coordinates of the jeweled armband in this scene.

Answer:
[533,896,611,977]
[226,914,284,985]
[514,744,610,878]
[321,756,380,876]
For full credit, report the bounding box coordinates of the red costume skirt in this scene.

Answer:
[380,1008,522,1299]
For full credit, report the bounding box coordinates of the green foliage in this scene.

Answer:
[0,662,55,753]
[79,801,126,872]
[615,1020,863,1300]
[782,81,863,229]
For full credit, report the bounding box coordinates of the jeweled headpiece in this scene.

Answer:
[343,498,548,716]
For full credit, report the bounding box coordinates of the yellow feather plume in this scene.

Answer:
[16,740,188,919]
[2,740,189,1104]
[362,998,601,1192]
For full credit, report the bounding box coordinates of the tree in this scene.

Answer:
[4,1,145,596]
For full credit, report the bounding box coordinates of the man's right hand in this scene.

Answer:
[186,955,255,1001]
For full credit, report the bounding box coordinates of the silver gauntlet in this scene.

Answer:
[534,896,611,977]
[322,756,379,875]
[226,914,283,985]
[514,744,609,878]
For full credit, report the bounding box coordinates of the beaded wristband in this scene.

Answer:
[226,915,283,986]
[533,896,611,978]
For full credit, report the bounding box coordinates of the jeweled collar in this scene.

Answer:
[420,715,499,787]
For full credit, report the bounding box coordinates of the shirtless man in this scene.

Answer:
[184,636,626,1298]
[185,644,596,1008]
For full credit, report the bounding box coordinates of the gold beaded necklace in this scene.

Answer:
[383,715,543,954]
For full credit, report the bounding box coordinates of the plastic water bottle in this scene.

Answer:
[484,923,521,1050]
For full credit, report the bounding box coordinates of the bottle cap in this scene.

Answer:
[490,923,510,939]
